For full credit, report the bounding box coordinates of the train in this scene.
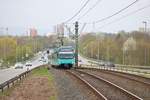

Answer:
[49,46,75,68]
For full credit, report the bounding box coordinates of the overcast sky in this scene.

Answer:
[0,0,150,35]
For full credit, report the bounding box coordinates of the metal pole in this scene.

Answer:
[143,21,147,33]
[92,22,95,32]
[91,44,93,58]
[75,21,79,67]
[97,35,100,60]
[143,21,147,65]
[123,50,124,65]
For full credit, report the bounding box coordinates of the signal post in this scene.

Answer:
[75,21,79,67]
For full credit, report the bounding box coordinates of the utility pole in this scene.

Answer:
[6,27,8,36]
[92,22,95,32]
[98,40,100,59]
[143,21,147,33]
[75,21,79,67]
[60,38,64,46]
[143,21,147,65]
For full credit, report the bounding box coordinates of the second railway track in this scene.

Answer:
[99,68,150,84]
[66,69,142,100]
[78,68,150,100]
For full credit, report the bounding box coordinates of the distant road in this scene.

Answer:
[0,52,48,85]
[78,55,91,65]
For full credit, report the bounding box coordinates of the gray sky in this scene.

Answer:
[0,0,150,35]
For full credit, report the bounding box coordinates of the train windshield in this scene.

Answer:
[58,53,74,59]
[59,48,74,52]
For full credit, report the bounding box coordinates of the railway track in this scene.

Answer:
[79,67,150,85]
[78,69,150,99]
[103,69,150,84]
[66,69,142,100]
[66,70,107,100]
[91,68,150,85]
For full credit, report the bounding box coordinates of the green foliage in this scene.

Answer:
[32,66,56,100]
[79,31,150,66]
[32,67,48,76]
[0,35,56,68]
[32,66,53,81]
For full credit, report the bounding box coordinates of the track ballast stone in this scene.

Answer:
[49,68,99,100]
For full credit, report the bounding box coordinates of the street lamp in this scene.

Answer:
[143,21,147,33]
[142,21,148,65]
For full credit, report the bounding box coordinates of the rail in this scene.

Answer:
[66,70,108,100]
[75,69,143,100]
[80,54,150,69]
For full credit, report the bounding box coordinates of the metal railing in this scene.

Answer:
[80,54,150,70]
[0,71,29,92]
[79,64,150,76]
[0,65,46,92]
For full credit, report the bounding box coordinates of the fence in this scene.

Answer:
[0,65,46,92]
[81,55,150,70]
[79,64,150,77]
[0,71,29,92]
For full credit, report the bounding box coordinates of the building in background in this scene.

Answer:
[0,27,9,36]
[30,28,38,37]
[56,24,64,38]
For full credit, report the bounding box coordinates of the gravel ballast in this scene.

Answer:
[49,67,99,100]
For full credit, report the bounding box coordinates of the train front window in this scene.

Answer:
[59,48,73,52]
[58,54,74,59]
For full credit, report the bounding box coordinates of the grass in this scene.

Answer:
[0,66,57,100]
[32,66,53,82]
[49,95,57,100]
[32,66,57,100]
[0,80,21,97]
[0,87,12,96]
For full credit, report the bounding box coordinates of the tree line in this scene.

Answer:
[0,35,56,68]
[79,31,150,66]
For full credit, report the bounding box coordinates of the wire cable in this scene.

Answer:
[78,0,102,20]
[64,0,91,23]
[94,0,139,23]
[97,4,150,29]
[80,23,87,33]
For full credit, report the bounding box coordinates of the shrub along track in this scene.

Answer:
[77,68,150,100]
[67,69,142,100]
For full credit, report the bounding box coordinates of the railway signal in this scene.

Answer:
[75,21,79,67]
[47,50,49,54]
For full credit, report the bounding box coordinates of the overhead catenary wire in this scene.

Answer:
[64,0,139,33]
[94,0,139,23]
[65,0,139,25]
[64,0,91,24]
[80,23,87,33]
[64,25,74,36]
[78,0,102,20]
[97,4,150,29]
